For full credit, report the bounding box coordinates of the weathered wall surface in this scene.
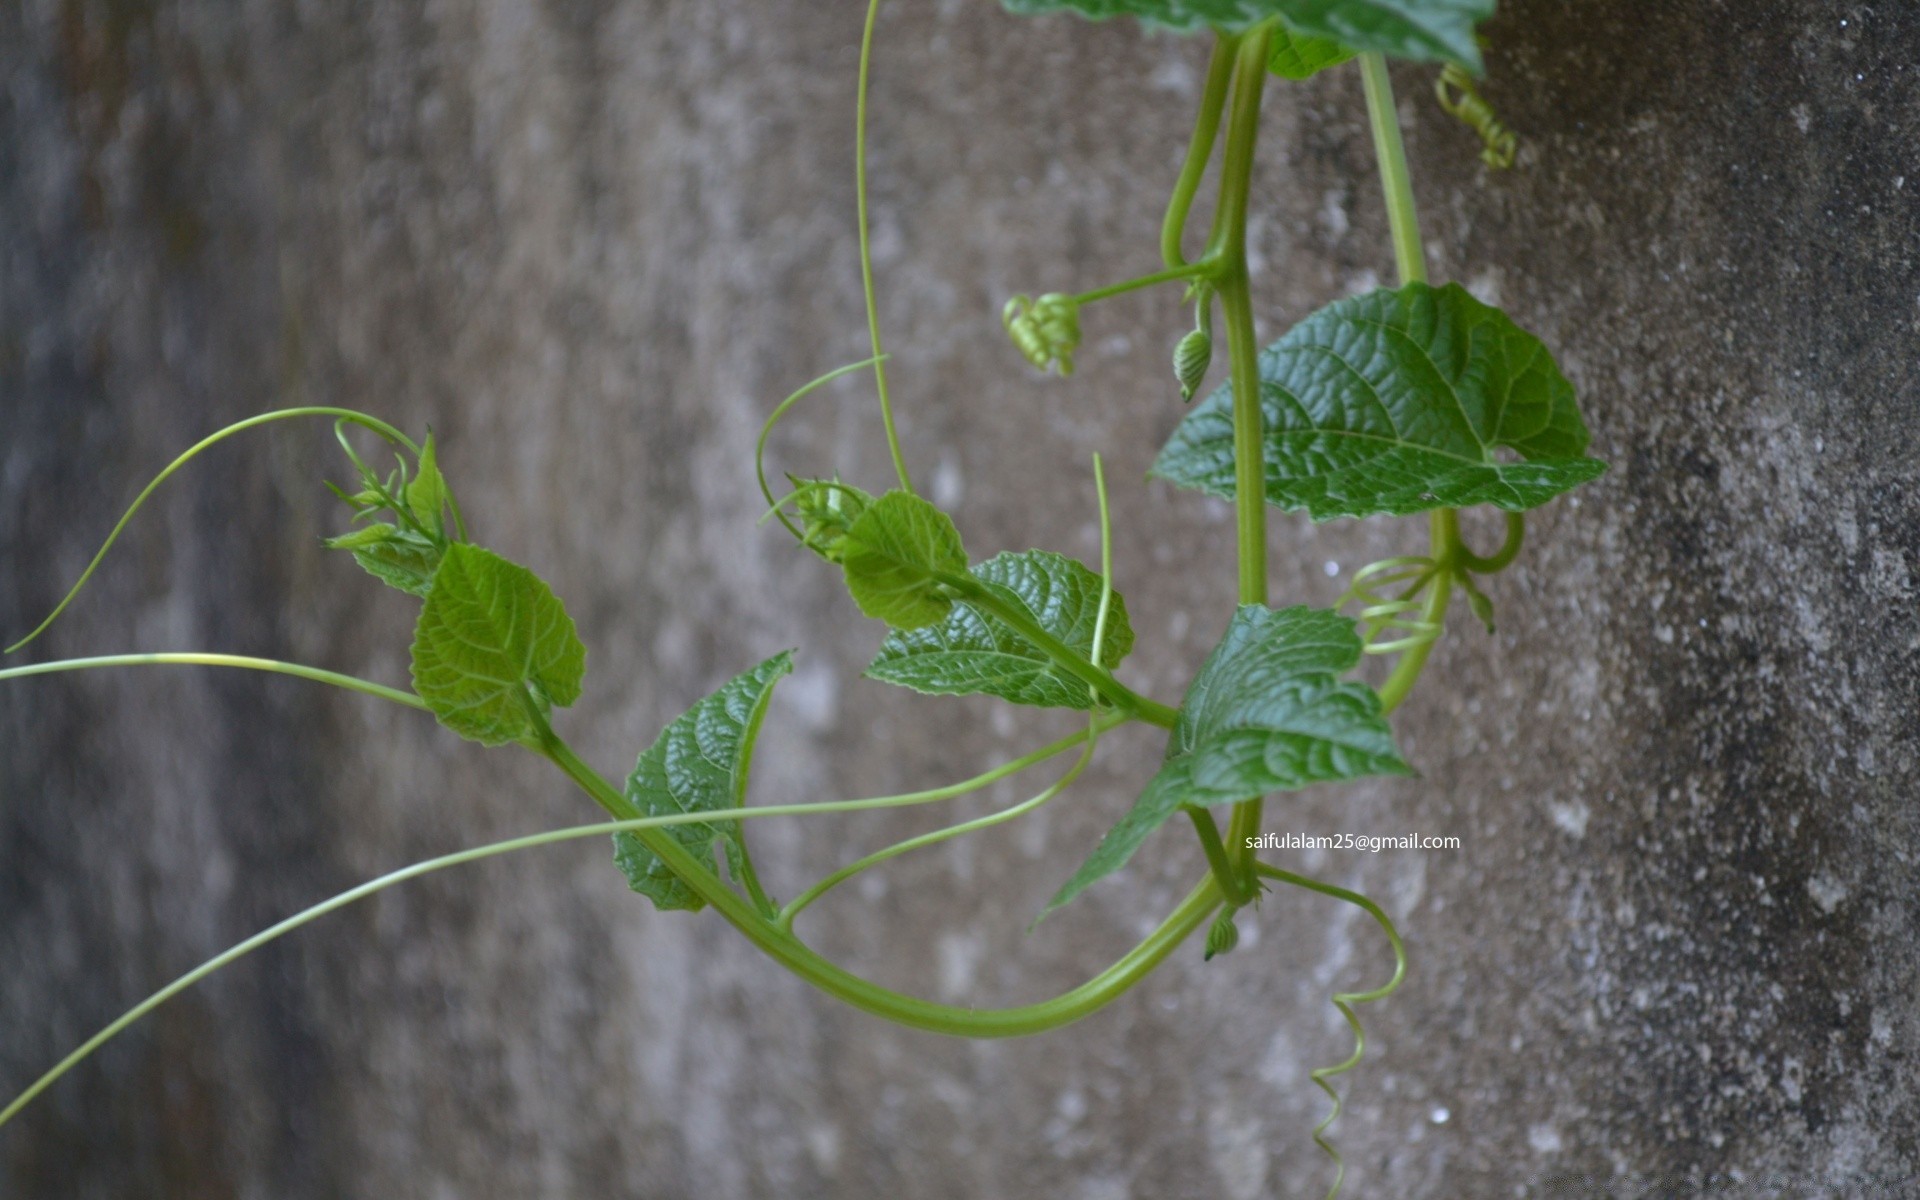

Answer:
[3,1,1917,1196]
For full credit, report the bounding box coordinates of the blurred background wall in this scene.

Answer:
[4,1,1918,1195]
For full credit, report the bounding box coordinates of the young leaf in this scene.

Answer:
[1152,282,1607,520]
[1268,23,1356,79]
[1046,605,1409,913]
[324,522,402,551]
[614,652,793,912]
[405,432,448,529]
[997,0,1489,69]
[840,490,969,630]
[351,530,443,597]
[409,544,587,746]
[867,550,1134,710]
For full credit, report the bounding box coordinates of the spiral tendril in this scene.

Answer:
[1339,556,1443,656]
[1253,863,1406,1200]
[1435,64,1517,170]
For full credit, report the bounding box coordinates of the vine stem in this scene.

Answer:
[539,733,1222,1036]
[1203,26,1275,884]
[1360,53,1427,288]
[1162,35,1239,269]
[1360,52,1466,714]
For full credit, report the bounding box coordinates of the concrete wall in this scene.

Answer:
[3,1,1917,1195]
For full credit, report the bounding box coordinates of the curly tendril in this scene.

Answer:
[1254,862,1406,1200]
[1340,556,1444,656]
[1435,64,1517,170]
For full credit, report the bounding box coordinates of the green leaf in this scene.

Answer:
[324,522,401,551]
[1268,23,1356,79]
[1152,282,1607,520]
[405,432,448,529]
[351,530,443,597]
[409,543,587,746]
[840,490,969,631]
[1046,605,1409,912]
[614,652,793,912]
[867,550,1134,710]
[996,0,1490,68]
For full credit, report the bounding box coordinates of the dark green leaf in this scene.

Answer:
[1047,605,1408,912]
[614,652,793,912]
[409,543,587,746]
[840,490,969,630]
[1153,282,1606,519]
[1268,23,1356,78]
[867,550,1133,710]
[997,0,1490,68]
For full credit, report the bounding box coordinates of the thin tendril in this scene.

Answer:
[1254,862,1407,1200]
[776,715,1106,931]
[0,725,1118,1130]
[855,0,913,494]
[755,355,885,537]
[6,408,418,654]
[0,653,426,710]
[1339,556,1442,656]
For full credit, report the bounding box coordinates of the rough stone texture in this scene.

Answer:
[3,1,1917,1196]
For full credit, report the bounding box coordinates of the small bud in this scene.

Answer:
[1462,576,1496,633]
[1173,327,1213,402]
[789,477,874,564]
[1204,910,1240,961]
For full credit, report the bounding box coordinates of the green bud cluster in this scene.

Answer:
[1003,292,1082,376]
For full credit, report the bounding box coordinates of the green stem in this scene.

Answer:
[1162,36,1239,270]
[1204,27,1275,883]
[938,574,1178,728]
[855,0,914,494]
[1360,53,1426,287]
[1458,512,1525,574]
[539,734,1222,1036]
[1089,454,1116,676]
[1071,261,1215,308]
[0,652,425,710]
[6,407,418,654]
[1187,807,1254,905]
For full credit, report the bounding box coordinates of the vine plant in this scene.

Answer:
[1,0,1605,1192]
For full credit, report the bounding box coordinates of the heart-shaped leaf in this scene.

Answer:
[1153,282,1606,519]
[997,0,1490,69]
[867,550,1133,710]
[1046,605,1408,912]
[1268,23,1356,78]
[615,652,793,912]
[410,544,586,746]
[840,490,969,630]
